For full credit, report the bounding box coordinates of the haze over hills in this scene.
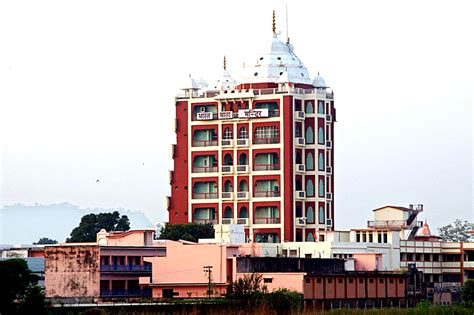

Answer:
[0,202,155,245]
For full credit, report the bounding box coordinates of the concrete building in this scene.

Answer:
[166,12,336,243]
[44,229,164,301]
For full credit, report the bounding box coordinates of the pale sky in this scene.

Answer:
[0,0,472,234]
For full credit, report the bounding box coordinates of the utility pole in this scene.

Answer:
[203,265,213,298]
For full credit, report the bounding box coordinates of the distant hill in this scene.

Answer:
[0,202,155,244]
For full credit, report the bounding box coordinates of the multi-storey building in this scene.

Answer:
[167,13,336,243]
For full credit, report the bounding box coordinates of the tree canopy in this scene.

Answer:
[462,279,474,304]
[0,258,45,314]
[438,219,474,242]
[67,211,130,243]
[34,237,57,245]
[158,223,214,242]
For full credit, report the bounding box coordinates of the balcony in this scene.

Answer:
[192,166,218,173]
[192,192,218,200]
[100,288,152,297]
[295,191,306,199]
[192,140,218,147]
[221,165,233,174]
[236,138,249,147]
[236,191,249,200]
[295,164,305,173]
[236,165,249,173]
[100,264,152,272]
[367,220,411,229]
[222,218,234,225]
[236,218,249,226]
[254,217,280,224]
[254,164,280,171]
[295,111,305,120]
[254,191,280,198]
[193,218,218,224]
[295,137,305,146]
[221,139,233,147]
[221,192,233,200]
[254,137,279,145]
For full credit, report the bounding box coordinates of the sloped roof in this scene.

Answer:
[372,205,411,212]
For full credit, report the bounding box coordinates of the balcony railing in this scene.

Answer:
[367,220,410,229]
[254,191,280,198]
[254,217,280,224]
[236,165,249,173]
[221,139,233,147]
[236,191,249,200]
[100,265,152,272]
[236,138,249,146]
[236,218,249,225]
[254,163,280,171]
[221,218,234,224]
[221,165,233,173]
[254,137,279,145]
[192,140,218,147]
[100,288,152,297]
[221,192,233,200]
[192,166,218,173]
[193,218,218,224]
[192,192,218,199]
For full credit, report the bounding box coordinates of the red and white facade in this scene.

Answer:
[167,24,336,243]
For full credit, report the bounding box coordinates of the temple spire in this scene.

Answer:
[272,10,276,36]
[223,55,227,71]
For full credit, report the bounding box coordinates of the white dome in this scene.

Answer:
[312,75,326,88]
[278,71,290,83]
[180,74,199,90]
[210,70,237,91]
[240,35,311,85]
[195,77,209,90]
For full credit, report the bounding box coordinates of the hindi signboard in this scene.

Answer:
[218,111,233,120]
[238,109,269,119]
[196,112,213,120]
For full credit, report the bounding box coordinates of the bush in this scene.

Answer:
[265,288,302,312]
[462,279,474,304]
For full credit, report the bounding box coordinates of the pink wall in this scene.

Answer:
[144,241,228,288]
[106,230,153,246]
[236,272,305,293]
[354,253,382,271]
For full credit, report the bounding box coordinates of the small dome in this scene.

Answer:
[210,70,237,91]
[180,74,199,90]
[195,77,209,90]
[312,74,326,88]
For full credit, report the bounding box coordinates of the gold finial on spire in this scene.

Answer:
[272,10,276,34]
[224,55,227,71]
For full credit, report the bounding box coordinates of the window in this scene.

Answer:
[362,233,367,242]
[254,126,279,143]
[306,278,311,284]
[224,127,233,139]
[306,126,314,144]
[377,232,382,243]
[264,278,273,283]
[389,279,394,284]
[318,178,325,197]
[306,232,315,242]
[307,207,314,224]
[306,152,314,170]
[318,152,324,171]
[356,232,360,242]
[383,232,388,243]
[369,233,373,243]
[223,207,232,218]
[318,127,324,144]
[359,279,364,284]
[318,100,324,114]
[238,127,248,139]
[338,279,343,284]
[317,278,322,283]
[305,101,314,114]
[239,206,248,218]
[319,235,325,241]
[349,279,353,284]
[306,179,315,197]
[379,279,383,284]
[224,180,232,192]
[369,279,374,284]
[319,206,325,224]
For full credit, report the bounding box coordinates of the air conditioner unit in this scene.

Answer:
[326,218,333,226]
[326,115,332,123]
[295,111,305,120]
[295,191,306,199]
[297,217,307,226]
[296,137,305,146]
[295,164,305,173]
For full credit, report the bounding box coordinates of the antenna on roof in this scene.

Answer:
[286,3,290,44]
[272,10,276,36]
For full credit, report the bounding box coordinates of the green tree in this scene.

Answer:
[438,219,474,242]
[34,237,57,245]
[158,223,214,242]
[67,211,130,242]
[461,279,474,304]
[0,258,44,314]
[227,273,267,300]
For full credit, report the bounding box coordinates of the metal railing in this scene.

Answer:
[254,191,280,198]
[192,192,218,199]
[254,217,280,224]
[236,191,249,199]
[254,137,279,145]
[193,218,218,224]
[100,265,152,272]
[192,166,218,173]
[367,220,410,228]
[176,87,332,100]
[192,140,218,147]
[254,163,280,171]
